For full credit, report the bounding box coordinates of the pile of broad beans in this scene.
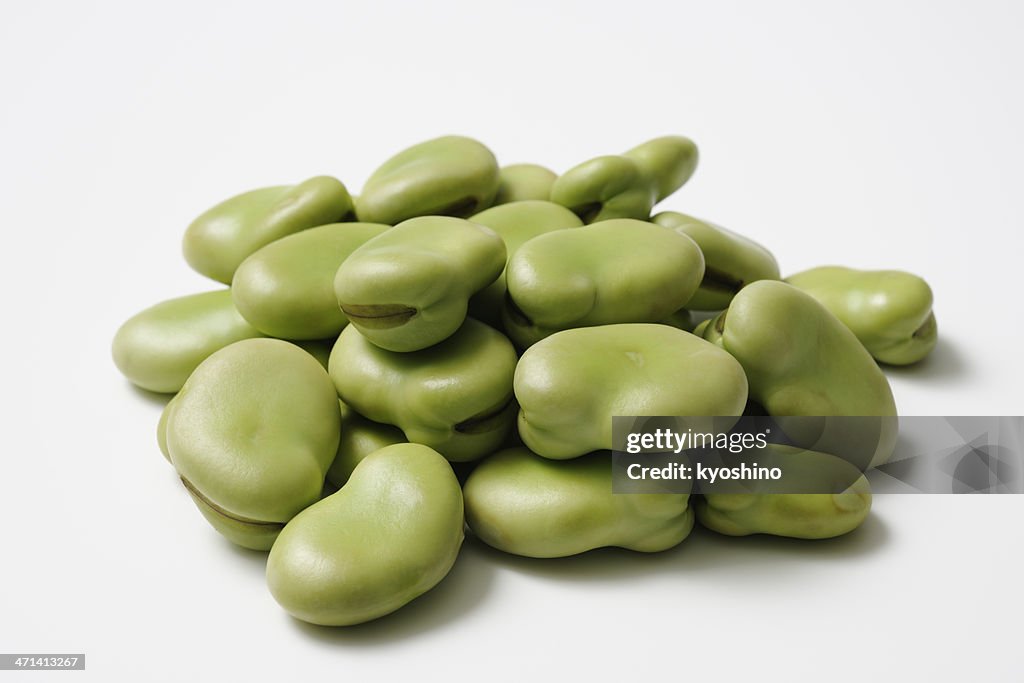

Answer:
[113,135,936,626]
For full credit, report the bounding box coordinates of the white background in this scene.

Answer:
[2,1,1023,681]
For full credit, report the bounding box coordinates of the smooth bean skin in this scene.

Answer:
[112,289,263,393]
[652,211,781,310]
[466,200,583,328]
[515,324,748,459]
[355,136,500,224]
[326,400,406,488]
[267,443,464,626]
[696,444,872,539]
[329,319,518,461]
[502,219,704,348]
[493,163,558,204]
[166,339,340,550]
[232,222,389,340]
[465,448,693,557]
[549,155,654,223]
[183,176,354,284]
[623,135,699,202]
[700,281,898,467]
[334,216,506,352]
[785,266,937,365]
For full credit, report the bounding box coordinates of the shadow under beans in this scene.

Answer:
[880,338,968,383]
[288,539,496,646]
[128,382,174,407]
[474,512,890,584]
[676,512,890,571]
[280,516,888,642]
